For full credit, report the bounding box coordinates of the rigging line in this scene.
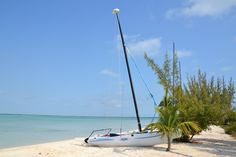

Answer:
[126,47,157,123]
[151,113,157,123]
[126,47,158,107]
[126,47,158,123]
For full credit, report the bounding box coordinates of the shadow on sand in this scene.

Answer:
[190,138,236,157]
[109,138,236,157]
[80,137,236,157]
[111,145,191,157]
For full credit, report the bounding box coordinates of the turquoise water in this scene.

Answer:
[0,114,154,148]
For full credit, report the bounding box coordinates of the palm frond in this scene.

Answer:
[178,121,201,135]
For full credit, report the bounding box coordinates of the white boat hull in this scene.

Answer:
[85,131,166,147]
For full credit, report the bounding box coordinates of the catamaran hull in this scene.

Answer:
[85,132,165,147]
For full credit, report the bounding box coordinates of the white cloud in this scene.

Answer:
[103,98,122,108]
[176,50,192,58]
[220,66,233,72]
[127,38,161,56]
[100,69,118,78]
[166,0,236,18]
[148,12,156,21]
[0,90,8,95]
[116,34,141,43]
[99,92,126,108]
[116,34,161,57]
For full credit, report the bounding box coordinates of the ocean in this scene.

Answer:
[0,114,154,148]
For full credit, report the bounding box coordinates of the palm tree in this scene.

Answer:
[145,91,201,151]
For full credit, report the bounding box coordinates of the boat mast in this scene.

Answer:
[113,9,142,132]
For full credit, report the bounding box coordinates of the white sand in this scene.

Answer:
[0,126,235,157]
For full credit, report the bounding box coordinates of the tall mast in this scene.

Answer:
[113,9,142,132]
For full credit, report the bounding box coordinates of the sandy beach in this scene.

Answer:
[0,126,235,157]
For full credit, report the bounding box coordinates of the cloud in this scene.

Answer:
[148,12,156,21]
[176,50,192,58]
[116,34,141,43]
[99,92,127,108]
[127,38,161,57]
[100,69,118,78]
[166,0,236,18]
[220,66,233,72]
[0,90,8,95]
[116,34,161,57]
[102,98,122,108]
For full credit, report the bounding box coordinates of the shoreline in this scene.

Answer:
[0,126,236,157]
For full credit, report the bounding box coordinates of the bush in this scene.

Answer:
[224,123,236,137]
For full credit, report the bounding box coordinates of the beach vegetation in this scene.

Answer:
[144,89,201,151]
[144,51,235,142]
[224,110,236,138]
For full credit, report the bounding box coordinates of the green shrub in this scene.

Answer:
[224,123,236,137]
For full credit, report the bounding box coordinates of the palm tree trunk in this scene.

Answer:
[190,133,195,140]
[166,135,171,151]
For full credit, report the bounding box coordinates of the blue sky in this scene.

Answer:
[0,0,236,117]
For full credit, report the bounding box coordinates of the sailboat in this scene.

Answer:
[84,8,165,147]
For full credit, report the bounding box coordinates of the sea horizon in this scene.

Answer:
[0,113,154,118]
[0,113,156,149]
